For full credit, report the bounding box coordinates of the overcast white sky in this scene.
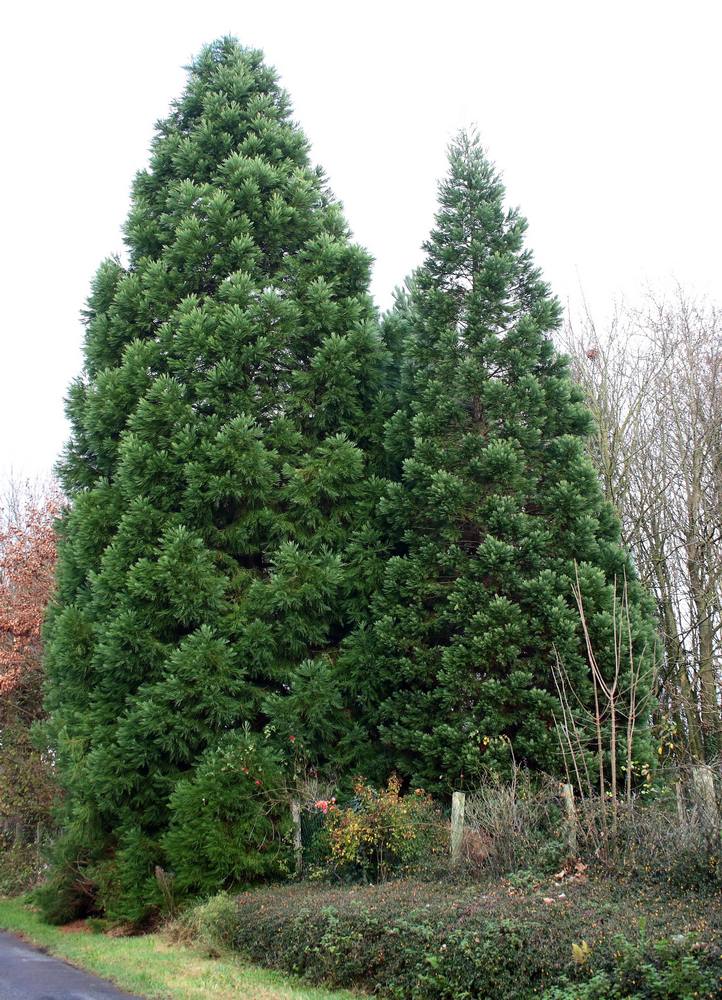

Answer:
[1,0,720,487]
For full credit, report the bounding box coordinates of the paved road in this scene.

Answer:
[0,931,143,1000]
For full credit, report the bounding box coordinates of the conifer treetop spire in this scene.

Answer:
[417,129,559,341]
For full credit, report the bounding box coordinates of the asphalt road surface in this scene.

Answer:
[0,931,143,1000]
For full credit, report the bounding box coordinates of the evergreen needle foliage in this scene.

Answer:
[341,132,656,792]
[40,38,388,922]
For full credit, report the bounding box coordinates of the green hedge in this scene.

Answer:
[185,879,722,999]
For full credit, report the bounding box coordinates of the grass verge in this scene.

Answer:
[0,896,356,1000]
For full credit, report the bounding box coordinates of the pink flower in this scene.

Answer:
[314,799,329,814]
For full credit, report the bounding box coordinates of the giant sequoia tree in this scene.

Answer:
[42,39,387,921]
[342,133,656,792]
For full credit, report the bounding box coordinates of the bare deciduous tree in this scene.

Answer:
[561,289,722,762]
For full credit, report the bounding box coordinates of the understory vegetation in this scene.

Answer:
[174,877,722,1000]
[174,764,721,997]
[4,766,720,998]
[0,838,46,897]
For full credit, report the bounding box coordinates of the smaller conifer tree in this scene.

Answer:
[344,133,656,792]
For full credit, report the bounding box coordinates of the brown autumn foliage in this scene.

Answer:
[0,482,61,837]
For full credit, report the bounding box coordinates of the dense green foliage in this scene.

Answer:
[41,38,387,922]
[544,938,721,1000]
[183,879,722,1000]
[341,133,656,791]
[163,728,291,895]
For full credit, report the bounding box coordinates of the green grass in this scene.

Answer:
[0,897,356,1000]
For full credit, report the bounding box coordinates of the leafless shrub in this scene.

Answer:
[462,768,563,874]
[552,565,658,856]
[154,865,178,919]
[573,765,721,883]
[460,763,720,885]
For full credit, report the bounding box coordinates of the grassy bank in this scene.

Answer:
[0,897,355,1000]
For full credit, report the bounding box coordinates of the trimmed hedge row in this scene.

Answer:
[185,878,722,999]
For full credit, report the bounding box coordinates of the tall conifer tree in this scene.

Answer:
[344,133,655,792]
[42,39,386,920]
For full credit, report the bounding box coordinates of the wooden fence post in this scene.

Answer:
[675,779,686,825]
[690,765,719,832]
[450,791,465,866]
[561,783,577,856]
[291,799,303,876]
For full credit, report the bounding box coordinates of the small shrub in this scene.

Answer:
[163,728,291,895]
[168,892,238,955]
[575,789,722,889]
[461,766,721,890]
[463,768,565,876]
[0,839,45,896]
[320,776,444,882]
